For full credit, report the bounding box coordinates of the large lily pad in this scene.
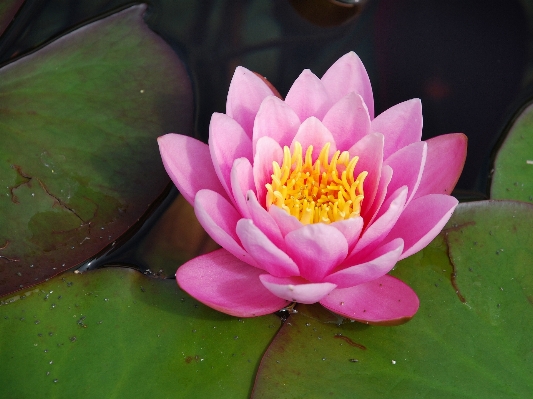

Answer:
[0,4,193,295]
[491,101,533,202]
[252,201,533,398]
[0,268,281,398]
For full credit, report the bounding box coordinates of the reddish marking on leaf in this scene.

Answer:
[37,177,87,224]
[0,241,18,262]
[184,355,200,364]
[9,164,32,203]
[442,221,476,233]
[444,232,467,303]
[333,334,367,350]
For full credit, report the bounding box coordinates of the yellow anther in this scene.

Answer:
[266,141,367,224]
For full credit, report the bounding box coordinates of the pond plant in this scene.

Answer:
[1,1,532,398]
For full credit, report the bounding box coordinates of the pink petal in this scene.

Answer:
[177,249,288,317]
[384,141,427,207]
[320,274,419,325]
[236,219,299,277]
[371,99,423,159]
[361,164,392,225]
[327,238,404,287]
[209,113,253,195]
[285,69,332,121]
[322,93,371,151]
[268,205,303,237]
[285,224,348,282]
[348,132,384,211]
[330,216,363,252]
[230,158,254,218]
[246,191,284,249]
[349,186,408,259]
[252,96,301,155]
[260,275,336,304]
[415,133,468,198]
[226,66,274,138]
[385,194,458,259]
[321,52,374,119]
[290,117,337,159]
[158,134,226,205]
[194,189,258,268]
[253,136,283,206]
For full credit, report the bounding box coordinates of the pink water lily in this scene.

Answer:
[158,52,466,325]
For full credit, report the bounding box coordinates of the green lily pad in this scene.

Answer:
[0,268,281,398]
[252,201,533,398]
[0,4,193,296]
[491,101,533,202]
[0,0,23,37]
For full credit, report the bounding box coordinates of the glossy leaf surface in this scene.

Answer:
[0,4,193,295]
[491,101,533,202]
[0,268,281,398]
[252,201,533,398]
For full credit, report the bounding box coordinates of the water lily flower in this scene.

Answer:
[158,52,466,325]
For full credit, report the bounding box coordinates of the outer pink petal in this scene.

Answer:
[259,275,336,304]
[330,216,363,252]
[371,99,423,159]
[158,134,226,205]
[327,238,404,287]
[230,158,254,218]
[253,136,283,205]
[246,191,284,249]
[226,66,274,138]
[320,274,419,325]
[285,224,348,282]
[285,70,332,121]
[209,113,253,195]
[177,249,288,317]
[321,52,374,119]
[384,141,427,207]
[290,117,337,159]
[348,132,384,212]
[349,186,408,259]
[385,194,458,259]
[252,96,301,155]
[361,164,392,225]
[322,93,371,151]
[194,189,258,268]
[415,133,468,198]
[236,219,299,277]
[269,206,303,237]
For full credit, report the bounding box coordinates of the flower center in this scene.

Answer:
[265,142,367,224]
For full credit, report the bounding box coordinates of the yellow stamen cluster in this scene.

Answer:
[265,142,367,224]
